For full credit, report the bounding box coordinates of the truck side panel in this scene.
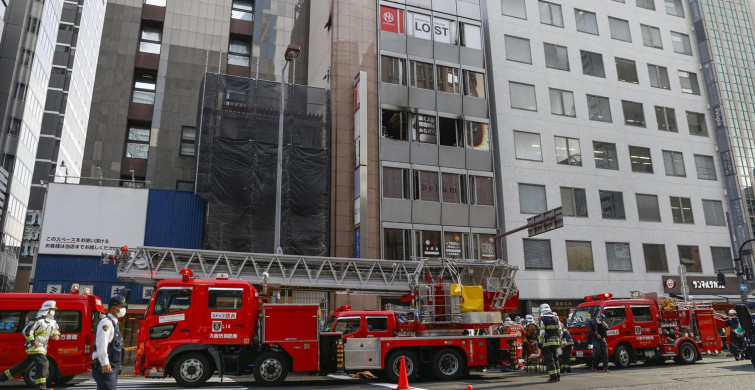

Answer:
[262,304,321,372]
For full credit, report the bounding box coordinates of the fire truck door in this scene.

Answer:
[145,287,195,365]
[629,306,658,347]
[205,288,249,344]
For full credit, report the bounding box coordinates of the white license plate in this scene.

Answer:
[576,351,584,357]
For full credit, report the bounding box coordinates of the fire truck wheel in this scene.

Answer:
[173,353,212,387]
[253,351,289,386]
[430,348,464,381]
[385,350,419,382]
[613,345,631,368]
[674,342,697,364]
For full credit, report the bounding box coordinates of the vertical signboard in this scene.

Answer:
[354,71,368,257]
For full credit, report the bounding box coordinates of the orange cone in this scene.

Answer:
[394,356,413,390]
[467,386,474,390]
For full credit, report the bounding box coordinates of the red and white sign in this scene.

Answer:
[380,6,404,34]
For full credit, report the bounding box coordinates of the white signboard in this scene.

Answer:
[408,12,432,40]
[39,184,149,256]
[159,313,186,323]
[46,284,62,294]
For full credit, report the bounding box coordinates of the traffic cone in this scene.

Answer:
[394,356,413,390]
[467,386,474,390]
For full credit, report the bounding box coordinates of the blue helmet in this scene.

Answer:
[597,313,606,320]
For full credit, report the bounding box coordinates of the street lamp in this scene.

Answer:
[273,44,300,254]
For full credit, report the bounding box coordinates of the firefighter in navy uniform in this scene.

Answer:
[92,296,127,390]
[538,304,562,383]
[0,301,60,389]
[559,319,574,374]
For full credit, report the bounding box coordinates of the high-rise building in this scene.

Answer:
[486,0,734,312]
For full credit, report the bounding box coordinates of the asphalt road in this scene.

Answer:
[1,356,753,389]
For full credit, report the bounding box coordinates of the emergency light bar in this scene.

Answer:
[179,268,194,282]
[584,293,613,302]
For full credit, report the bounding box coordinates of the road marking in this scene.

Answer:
[327,374,427,390]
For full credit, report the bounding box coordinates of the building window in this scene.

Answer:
[561,187,587,217]
[228,39,250,67]
[436,65,460,94]
[144,0,167,6]
[180,126,196,156]
[139,26,162,54]
[505,35,532,64]
[406,11,432,40]
[544,43,569,71]
[665,0,685,17]
[416,230,441,258]
[671,32,692,54]
[679,71,700,95]
[636,194,661,222]
[132,73,156,104]
[519,183,546,214]
[13,83,27,100]
[702,200,725,226]
[22,50,34,67]
[514,131,542,161]
[581,51,605,78]
[600,190,625,219]
[465,121,490,151]
[694,154,716,180]
[574,9,598,35]
[686,112,708,136]
[8,118,22,135]
[435,16,457,44]
[464,70,485,98]
[655,106,677,132]
[643,244,668,272]
[383,167,411,199]
[566,241,594,271]
[549,88,575,117]
[523,239,552,270]
[555,136,581,166]
[472,233,497,260]
[640,24,663,49]
[438,117,463,147]
[606,243,633,272]
[471,176,494,206]
[587,95,612,123]
[608,17,631,42]
[231,0,253,21]
[637,0,656,10]
[648,64,670,89]
[411,113,436,144]
[444,231,468,259]
[384,228,411,260]
[539,1,563,27]
[125,126,150,159]
[678,245,702,272]
[460,23,482,49]
[593,141,619,170]
[616,58,639,84]
[502,0,527,19]
[509,82,537,111]
[711,247,733,274]
[409,61,433,90]
[441,173,467,204]
[629,146,653,173]
[670,196,694,224]
[380,56,405,85]
[622,100,645,127]
[176,181,194,192]
[662,150,686,177]
[382,109,407,140]
[27,17,39,34]
[413,170,439,201]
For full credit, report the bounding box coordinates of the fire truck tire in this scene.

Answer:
[430,348,464,381]
[253,351,289,386]
[613,345,632,368]
[674,342,697,364]
[385,350,419,382]
[172,353,213,387]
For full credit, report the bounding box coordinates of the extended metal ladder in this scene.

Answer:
[117,247,518,299]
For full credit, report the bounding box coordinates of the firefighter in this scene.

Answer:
[725,309,744,360]
[588,313,609,373]
[538,303,562,383]
[559,319,574,374]
[93,296,127,390]
[0,301,60,389]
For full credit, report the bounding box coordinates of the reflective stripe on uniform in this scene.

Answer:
[34,377,46,384]
[543,341,559,347]
[26,348,44,354]
[4,370,12,380]
[545,325,559,329]
[548,369,559,375]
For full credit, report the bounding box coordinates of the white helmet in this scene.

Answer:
[539,303,552,314]
[37,300,57,318]
[728,309,736,316]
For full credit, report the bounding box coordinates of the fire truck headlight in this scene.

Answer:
[587,344,593,350]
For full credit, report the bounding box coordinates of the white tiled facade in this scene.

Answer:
[486,0,731,300]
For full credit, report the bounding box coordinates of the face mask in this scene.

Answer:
[117,308,126,318]
[47,310,56,318]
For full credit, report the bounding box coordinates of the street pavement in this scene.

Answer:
[0,356,752,389]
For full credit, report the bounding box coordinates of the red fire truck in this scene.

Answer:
[135,261,520,387]
[567,292,722,368]
[0,290,106,386]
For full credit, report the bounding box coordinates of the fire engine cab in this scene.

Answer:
[567,292,721,368]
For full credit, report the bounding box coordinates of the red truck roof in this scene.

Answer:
[2,293,106,313]
[578,298,657,307]
[329,310,395,318]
